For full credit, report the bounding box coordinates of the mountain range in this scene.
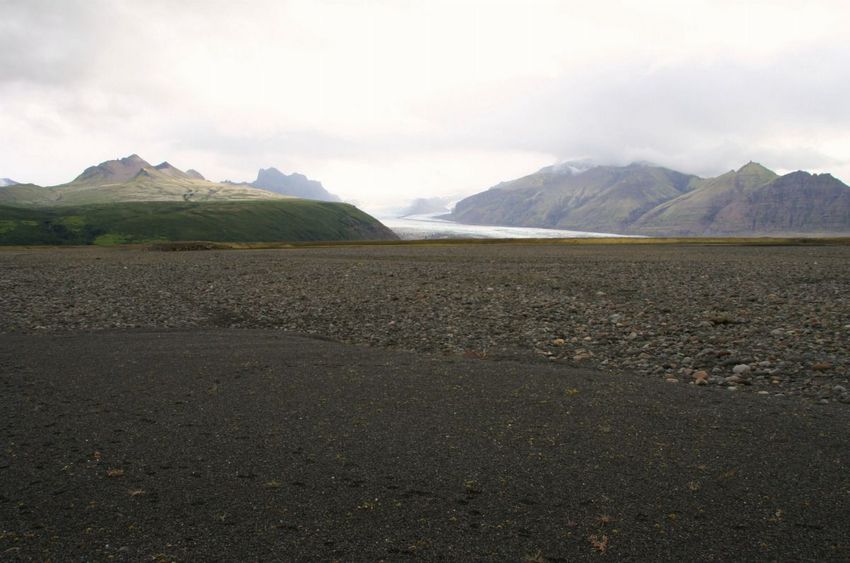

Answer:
[449,161,850,235]
[0,155,396,244]
[5,155,850,239]
[0,154,290,207]
[0,155,343,206]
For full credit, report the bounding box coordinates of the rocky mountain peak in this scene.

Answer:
[728,161,779,190]
[140,162,191,180]
[251,167,340,202]
[73,154,153,185]
[737,161,775,175]
[256,167,285,183]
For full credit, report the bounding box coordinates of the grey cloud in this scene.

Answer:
[169,123,365,161]
[3,0,850,193]
[432,44,850,177]
[0,0,110,86]
[127,39,850,184]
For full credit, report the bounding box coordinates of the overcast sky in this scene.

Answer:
[2,0,849,212]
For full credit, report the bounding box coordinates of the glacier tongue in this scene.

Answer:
[381,213,639,240]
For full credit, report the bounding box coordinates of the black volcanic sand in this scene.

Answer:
[2,329,849,561]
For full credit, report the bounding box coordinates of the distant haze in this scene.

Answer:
[2,0,849,213]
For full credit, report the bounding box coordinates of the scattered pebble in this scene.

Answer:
[2,245,847,406]
[693,370,709,385]
[732,364,751,375]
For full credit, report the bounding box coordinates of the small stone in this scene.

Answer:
[732,364,751,375]
[812,362,832,371]
[727,386,738,391]
[724,375,741,384]
[693,370,709,385]
[770,329,784,337]
[665,378,679,384]
[552,338,566,346]
[818,399,829,405]
[833,385,847,394]
[757,391,770,395]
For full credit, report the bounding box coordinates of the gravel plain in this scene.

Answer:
[1,243,849,404]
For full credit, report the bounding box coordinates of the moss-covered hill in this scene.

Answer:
[0,200,398,245]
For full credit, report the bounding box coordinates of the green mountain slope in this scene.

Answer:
[0,200,398,245]
[0,183,52,206]
[450,163,700,232]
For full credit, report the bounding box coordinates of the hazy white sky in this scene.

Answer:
[2,0,850,212]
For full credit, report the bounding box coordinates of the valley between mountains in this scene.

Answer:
[3,154,850,244]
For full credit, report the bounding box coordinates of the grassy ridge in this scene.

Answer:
[0,200,397,245]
